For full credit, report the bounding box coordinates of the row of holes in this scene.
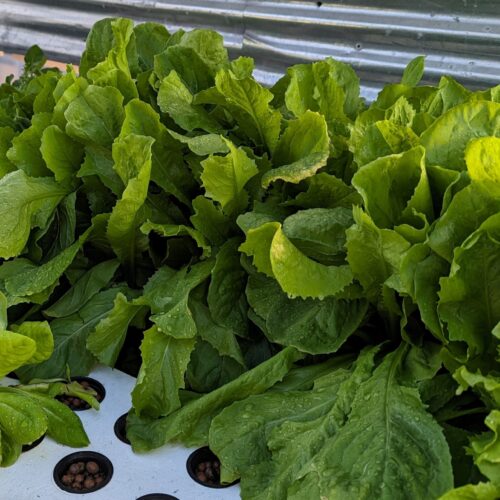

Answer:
[21,377,237,496]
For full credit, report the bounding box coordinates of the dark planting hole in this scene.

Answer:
[22,433,45,453]
[136,495,180,500]
[186,447,239,489]
[54,451,113,494]
[356,43,362,49]
[114,413,131,445]
[316,1,322,6]
[57,376,105,411]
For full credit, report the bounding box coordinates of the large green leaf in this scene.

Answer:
[247,273,367,354]
[210,346,453,500]
[127,346,303,450]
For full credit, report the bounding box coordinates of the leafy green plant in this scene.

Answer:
[0,16,499,499]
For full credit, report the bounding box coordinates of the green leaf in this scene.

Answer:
[401,56,426,86]
[87,292,144,366]
[349,107,419,168]
[346,206,411,304]
[79,17,138,77]
[0,127,16,178]
[239,222,281,278]
[262,111,329,188]
[10,321,53,365]
[214,69,282,153]
[44,259,119,318]
[21,391,89,447]
[40,124,84,182]
[439,482,500,500]
[187,339,245,393]
[438,214,500,354]
[65,84,125,147]
[428,183,500,262]
[212,346,452,499]
[421,101,500,171]
[208,238,248,337]
[465,137,500,192]
[270,226,353,299]
[282,207,353,264]
[120,98,194,205]
[52,75,89,130]
[86,18,138,102]
[127,346,303,450]
[247,273,367,354]
[16,288,125,380]
[352,146,434,229]
[167,129,229,156]
[0,330,36,378]
[77,144,122,195]
[6,113,52,177]
[288,173,362,209]
[201,139,258,214]
[4,228,91,300]
[454,367,500,408]
[0,170,68,259]
[0,389,47,446]
[469,411,500,484]
[158,71,220,133]
[179,29,228,75]
[141,221,211,258]
[131,326,195,418]
[190,195,231,246]
[142,261,214,338]
[134,22,171,71]
[107,134,154,269]
[190,299,245,365]
[154,45,213,94]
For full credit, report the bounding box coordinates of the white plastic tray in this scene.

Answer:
[1,366,240,500]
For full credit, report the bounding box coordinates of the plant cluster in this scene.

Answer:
[0,17,499,499]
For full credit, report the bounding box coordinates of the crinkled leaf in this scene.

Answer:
[262,111,329,188]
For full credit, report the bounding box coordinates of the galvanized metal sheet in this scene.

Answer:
[0,0,499,99]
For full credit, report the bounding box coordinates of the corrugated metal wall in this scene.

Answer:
[0,0,498,99]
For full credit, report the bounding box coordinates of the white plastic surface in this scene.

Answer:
[1,366,240,500]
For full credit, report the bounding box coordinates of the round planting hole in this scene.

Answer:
[57,376,105,411]
[186,447,238,489]
[22,433,45,453]
[53,451,113,494]
[136,495,180,500]
[114,413,131,445]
